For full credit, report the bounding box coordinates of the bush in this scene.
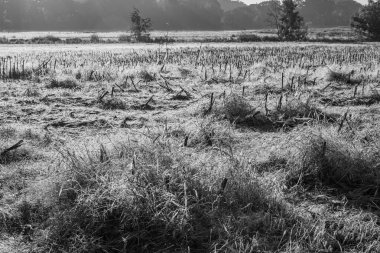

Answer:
[118,34,131,42]
[90,34,101,43]
[237,34,262,42]
[31,36,62,44]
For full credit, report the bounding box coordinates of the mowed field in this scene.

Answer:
[1,42,380,252]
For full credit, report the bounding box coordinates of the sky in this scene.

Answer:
[239,0,368,4]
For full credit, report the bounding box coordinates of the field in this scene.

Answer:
[0,27,356,43]
[1,41,380,252]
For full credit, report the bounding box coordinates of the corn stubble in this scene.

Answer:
[0,43,380,252]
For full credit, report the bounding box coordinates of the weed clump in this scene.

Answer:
[99,97,126,110]
[23,88,41,97]
[326,69,361,85]
[285,128,380,206]
[272,100,336,129]
[46,77,80,90]
[138,69,156,82]
[204,93,272,129]
[188,119,234,148]
[221,93,255,122]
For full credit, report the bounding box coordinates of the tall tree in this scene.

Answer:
[268,0,282,37]
[278,0,307,40]
[130,8,152,41]
[351,0,380,41]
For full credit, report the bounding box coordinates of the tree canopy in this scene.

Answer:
[277,0,307,40]
[351,0,380,41]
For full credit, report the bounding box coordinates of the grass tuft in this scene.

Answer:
[285,128,380,207]
[138,69,156,82]
[46,77,80,90]
[99,97,127,110]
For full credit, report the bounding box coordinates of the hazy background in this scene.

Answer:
[239,0,367,4]
[0,0,365,31]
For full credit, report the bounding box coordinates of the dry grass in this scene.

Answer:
[1,43,380,253]
[99,97,127,110]
[284,127,380,206]
[46,76,80,89]
[23,136,293,253]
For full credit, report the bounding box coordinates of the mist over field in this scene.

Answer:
[0,0,363,31]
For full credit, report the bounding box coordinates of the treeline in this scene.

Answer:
[223,0,362,29]
[0,0,362,31]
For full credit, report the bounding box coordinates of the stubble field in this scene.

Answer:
[1,42,380,252]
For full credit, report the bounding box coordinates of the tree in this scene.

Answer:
[277,0,307,41]
[351,0,380,41]
[130,8,152,41]
[267,0,282,37]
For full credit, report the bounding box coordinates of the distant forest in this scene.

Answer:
[0,0,363,31]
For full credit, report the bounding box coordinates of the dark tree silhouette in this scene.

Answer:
[278,0,307,41]
[130,8,152,41]
[351,0,380,41]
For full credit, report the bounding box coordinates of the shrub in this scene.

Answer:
[237,34,262,42]
[118,34,131,42]
[31,36,62,44]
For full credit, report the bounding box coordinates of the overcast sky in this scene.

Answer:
[239,0,367,4]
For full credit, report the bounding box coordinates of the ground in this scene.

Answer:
[0,42,380,252]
